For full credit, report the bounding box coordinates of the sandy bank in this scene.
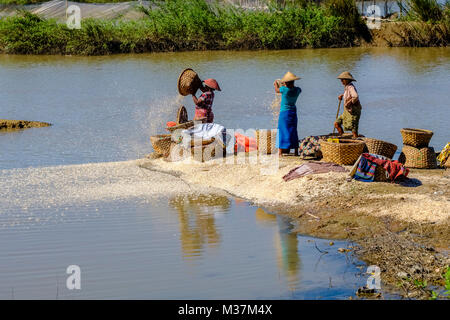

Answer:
[0,119,51,131]
[139,155,450,225]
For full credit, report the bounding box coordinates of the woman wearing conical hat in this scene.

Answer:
[334,71,362,139]
[192,78,221,123]
[273,71,301,156]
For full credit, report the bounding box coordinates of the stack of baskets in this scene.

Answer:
[399,128,437,169]
[319,139,365,165]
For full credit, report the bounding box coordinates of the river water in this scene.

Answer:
[0,47,448,299]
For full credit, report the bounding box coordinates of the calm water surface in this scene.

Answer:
[1,47,447,299]
[0,47,448,168]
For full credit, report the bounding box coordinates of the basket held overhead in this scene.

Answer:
[400,128,433,148]
[178,68,203,96]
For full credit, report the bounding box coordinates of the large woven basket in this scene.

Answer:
[401,145,437,169]
[362,138,397,159]
[256,129,277,154]
[322,133,364,140]
[190,140,219,162]
[150,134,173,157]
[177,68,202,96]
[320,139,365,165]
[400,128,433,148]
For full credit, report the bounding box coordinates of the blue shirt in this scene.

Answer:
[279,86,301,112]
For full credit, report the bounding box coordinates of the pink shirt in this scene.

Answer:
[343,83,359,107]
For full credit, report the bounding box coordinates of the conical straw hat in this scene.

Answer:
[281,71,300,82]
[337,71,356,81]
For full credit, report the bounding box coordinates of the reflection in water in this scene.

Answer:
[169,195,231,259]
[275,215,301,291]
[255,207,277,227]
[255,208,301,290]
[370,47,449,74]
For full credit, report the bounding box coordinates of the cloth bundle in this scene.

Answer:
[437,142,450,167]
[181,123,227,147]
[298,136,323,159]
[353,153,409,182]
[283,161,347,182]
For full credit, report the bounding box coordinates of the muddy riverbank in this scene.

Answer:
[140,155,450,299]
[0,119,51,131]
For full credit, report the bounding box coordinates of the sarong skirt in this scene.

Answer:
[276,109,299,150]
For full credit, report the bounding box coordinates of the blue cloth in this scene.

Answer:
[354,156,376,182]
[279,86,301,112]
[277,109,299,149]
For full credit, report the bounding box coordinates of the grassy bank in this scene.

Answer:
[388,0,450,46]
[0,0,370,55]
[0,0,447,55]
[0,0,130,4]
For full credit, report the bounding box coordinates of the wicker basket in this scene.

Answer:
[362,138,397,159]
[322,133,365,140]
[190,140,224,162]
[177,106,188,124]
[167,139,224,162]
[256,129,277,154]
[166,120,195,133]
[400,128,433,148]
[177,68,202,96]
[402,145,437,169]
[374,166,389,182]
[150,134,173,157]
[320,139,366,165]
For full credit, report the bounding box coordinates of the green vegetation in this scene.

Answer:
[0,0,131,4]
[392,0,450,46]
[0,0,372,55]
[0,0,448,55]
[398,0,448,23]
[430,266,450,300]
[445,266,450,294]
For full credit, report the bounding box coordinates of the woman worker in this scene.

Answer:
[334,71,362,139]
[192,78,221,123]
[273,71,301,157]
